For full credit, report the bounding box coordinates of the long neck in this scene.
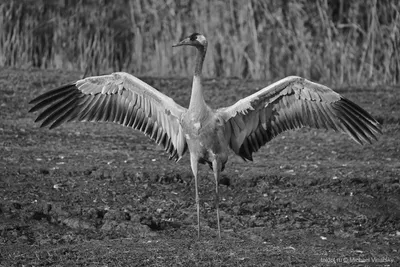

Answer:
[194,46,206,76]
[189,46,207,113]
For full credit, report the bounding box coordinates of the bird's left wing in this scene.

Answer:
[217,76,382,161]
[29,72,187,161]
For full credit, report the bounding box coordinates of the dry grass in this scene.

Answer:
[0,0,399,85]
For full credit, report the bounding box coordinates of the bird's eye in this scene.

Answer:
[189,33,200,41]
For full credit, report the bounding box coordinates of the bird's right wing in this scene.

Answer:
[29,72,188,161]
[217,76,381,161]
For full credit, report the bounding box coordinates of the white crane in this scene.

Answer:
[29,33,382,239]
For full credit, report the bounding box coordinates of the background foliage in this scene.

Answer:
[0,0,399,84]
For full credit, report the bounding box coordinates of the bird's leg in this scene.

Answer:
[190,154,201,239]
[212,159,221,239]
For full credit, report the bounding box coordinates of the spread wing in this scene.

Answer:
[29,72,188,161]
[217,76,382,161]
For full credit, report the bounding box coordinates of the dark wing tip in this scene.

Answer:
[29,84,75,105]
[334,97,383,145]
[29,83,80,128]
[29,84,78,115]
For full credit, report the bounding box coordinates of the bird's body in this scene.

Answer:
[183,112,229,168]
[29,33,382,239]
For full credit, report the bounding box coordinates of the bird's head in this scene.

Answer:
[172,33,207,49]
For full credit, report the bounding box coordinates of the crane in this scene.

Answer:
[29,33,382,239]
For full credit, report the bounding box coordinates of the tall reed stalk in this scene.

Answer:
[0,0,399,85]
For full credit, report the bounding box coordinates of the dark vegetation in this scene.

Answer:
[0,0,399,84]
[0,68,399,266]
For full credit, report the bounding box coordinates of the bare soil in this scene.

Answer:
[1,68,399,266]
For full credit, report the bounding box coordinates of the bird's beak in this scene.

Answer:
[172,37,191,47]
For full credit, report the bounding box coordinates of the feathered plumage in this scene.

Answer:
[30,33,381,239]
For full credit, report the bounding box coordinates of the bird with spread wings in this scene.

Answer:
[30,33,382,239]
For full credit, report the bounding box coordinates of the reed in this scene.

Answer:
[0,0,399,85]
